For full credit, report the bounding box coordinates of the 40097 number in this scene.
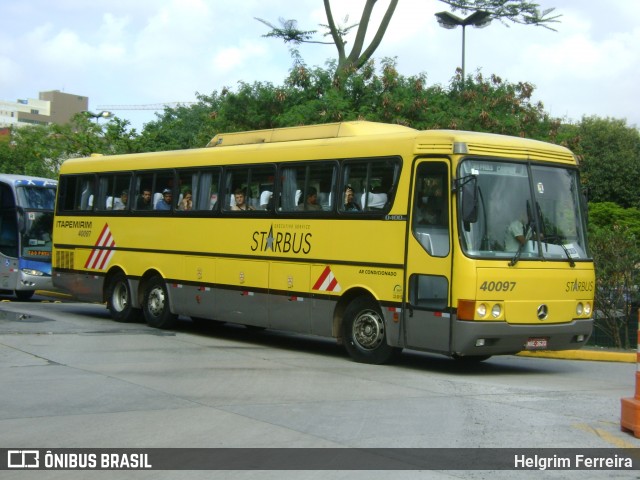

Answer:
[479,281,516,292]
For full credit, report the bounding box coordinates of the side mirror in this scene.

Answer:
[461,176,478,224]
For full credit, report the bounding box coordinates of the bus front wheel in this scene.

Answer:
[342,297,401,364]
[142,276,177,329]
[106,272,141,323]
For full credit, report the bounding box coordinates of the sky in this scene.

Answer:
[1,0,639,132]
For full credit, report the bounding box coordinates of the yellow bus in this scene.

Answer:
[52,121,594,363]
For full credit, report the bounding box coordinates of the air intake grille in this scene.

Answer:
[55,250,75,270]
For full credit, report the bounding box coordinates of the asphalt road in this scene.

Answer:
[0,298,638,479]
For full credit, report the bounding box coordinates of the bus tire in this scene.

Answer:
[106,272,141,323]
[142,276,177,329]
[342,296,401,364]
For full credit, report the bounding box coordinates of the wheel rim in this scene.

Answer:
[147,285,166,318]
[112,282,129,312]
[352,310,385,350]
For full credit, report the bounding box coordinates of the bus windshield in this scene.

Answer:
[16,186,56,210]
[458,159,590,262]
[21,211,54,261]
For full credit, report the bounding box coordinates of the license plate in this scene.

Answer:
[525,338,548,349]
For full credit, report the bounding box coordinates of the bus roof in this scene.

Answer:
[206,121,416,147]
[0,173,57,188]
[60,121,577,173]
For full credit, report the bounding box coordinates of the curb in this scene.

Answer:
[35,290,74,300]
[517,349,636,363]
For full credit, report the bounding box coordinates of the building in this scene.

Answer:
[0,90,88,127]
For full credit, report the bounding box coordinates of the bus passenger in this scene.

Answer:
[416,186,445,225]
[232,188,254,211]
[135,189,152,210]
[343,185,360,211]
[155,189,173,210]
[178,190,192,211]
[504,213,531,251]
[114,191,128,210]
[361,183,389,209]
[298,187,322,211]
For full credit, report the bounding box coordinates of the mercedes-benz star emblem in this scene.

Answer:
[537,304,549,321]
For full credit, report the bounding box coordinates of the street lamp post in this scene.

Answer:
[435,10,492,84]
[84,110,113,123]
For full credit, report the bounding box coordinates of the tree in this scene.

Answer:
[589,220,640,349]
[256,0,560,80]
[138,60,558,150]
[0,114,141,178]
[560,117,640,210]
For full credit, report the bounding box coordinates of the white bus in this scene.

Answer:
[0,174,57,300]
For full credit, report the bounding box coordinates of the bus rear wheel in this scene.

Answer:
[142,276,177,329]
[106,272,141,323]
[342,297,401,364]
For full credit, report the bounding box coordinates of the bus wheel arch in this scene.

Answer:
[338,290,401,364]
[140,271,177,329]
[104,268,141,323]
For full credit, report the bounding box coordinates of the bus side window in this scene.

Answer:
[279,163,335,212]
[412,162,450,257]
[62,175,93,212]
[409,274,448,310]
[342,157,398,212]
[112,174,132,211]
[96,175,114,211]
[79,177,95,211]
[200,169,220,211]
[224,165,274,212]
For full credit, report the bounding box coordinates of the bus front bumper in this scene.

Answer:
[451,318,594,357]
[17,270,54,291]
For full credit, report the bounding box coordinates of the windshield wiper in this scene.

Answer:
[509,221,533,267]
[556,242,576,267]
[509,243,524,266]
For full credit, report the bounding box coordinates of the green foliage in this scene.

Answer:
[588,220,640,348]
[137,59,558,148]
[563,117,640,209]
[588,202,640,240]
[0,114,140,178]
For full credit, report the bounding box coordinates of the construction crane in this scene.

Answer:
[96,102,197,110]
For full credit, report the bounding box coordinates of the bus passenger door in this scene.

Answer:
[404,160,452,353]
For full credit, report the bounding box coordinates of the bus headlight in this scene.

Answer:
[457,300,505,321]
[576,302,592,317]
[21,268,45,276]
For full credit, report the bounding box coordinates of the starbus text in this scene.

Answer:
[251,230,312,254]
